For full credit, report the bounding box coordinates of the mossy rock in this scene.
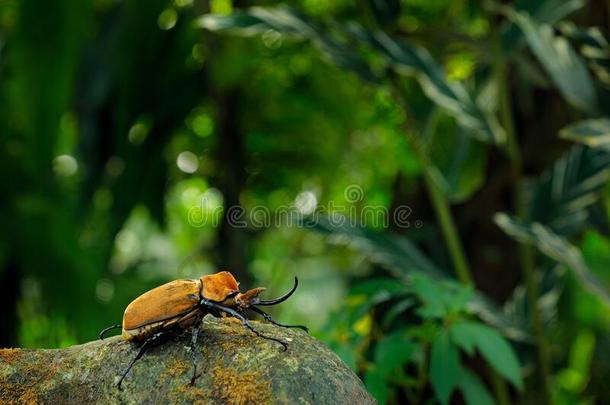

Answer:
[0,317,375,404]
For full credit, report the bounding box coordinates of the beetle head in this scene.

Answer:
[235,287,267,311]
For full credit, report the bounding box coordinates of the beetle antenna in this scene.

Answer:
[99,324,122,340]
[250,306,309,332]
[254,277,299,306]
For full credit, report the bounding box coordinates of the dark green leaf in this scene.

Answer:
[527,145,610,235]
[364,368,389,405]
[424,110,488,203]
[374,330,415,375]
[495,214,610,306]
[448,320,523,390]
[382,298,416,328]
[200,7,504,144]
[560,118,610,150]
[501,0,587,53]
[347,278,408,323]
[198,8,378,82]
[508,10,596,113]
[430,332,461,405]
[458,368,495,405]
[304,215,530,341]
[366,0,400,28]
[449,321,477,355]
[303,215,444,280]
[349,28,504,144]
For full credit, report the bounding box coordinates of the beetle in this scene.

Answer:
[99,271,307,389]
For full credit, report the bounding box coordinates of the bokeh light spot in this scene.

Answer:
[53,155,78,177]
[158,8,178,30]
[177,151,199,173]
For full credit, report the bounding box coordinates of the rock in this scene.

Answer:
[0,317,375,404]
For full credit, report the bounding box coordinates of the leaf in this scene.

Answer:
[374,331,415,375]
[198,7,378,82]
[557,22,610,87]
[449,321,477,355]
[500,0,587,53]
[449,320,523,391]
[495,213,610,305]
[349,28,505,144]
[366,0,401,28]
[508,10,597,113]
[458,368,496,405]
[560,118,610,150]
[430,332,461,405]
[199,7,505,144]
[347,278,407,323]
[382,297,416,328]
[526,145,610,235]
[410,273,473,319]
[424,110,488,202]
[364,368,389,405]
[303,215,530,341]
[303,215,444,280]
[333,344,358,371]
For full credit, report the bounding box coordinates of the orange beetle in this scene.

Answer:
[99,271,306,389]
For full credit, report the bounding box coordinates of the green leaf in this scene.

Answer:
[374,331,415,375]
[347,278,408,323]
[304,215,444,279]
[449,321,477,355]
[198,7,378,82]
[495,214,610,306]
[381,297,416,328]
[560,118,610,150]
[303,215,530,341]
[526,145,610,235]
[199,7,505,144]
[430,332,461,405]
[350,28,505,144]
[458,368,496,405]
[364,368,389,405]
[424,110,488,203]
[410,273,473,319]
[557,22,610,87]
[508,10,596,113]
[333,344,358,371]
[449,320,523,391]
[500,0,587,53]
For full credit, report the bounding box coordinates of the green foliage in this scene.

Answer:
[430,332,461,405]
[508,9,597,113]
[560,118,610,150]
[495,214,610,305]
[2,0,610,404]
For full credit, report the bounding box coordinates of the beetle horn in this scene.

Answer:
[254,277,299,306]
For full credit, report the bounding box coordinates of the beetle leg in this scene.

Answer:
[99,324,122,340]
[117,331,172,390]
[249,306,309,332]
[189,325,201,386]
[201,300,288,351]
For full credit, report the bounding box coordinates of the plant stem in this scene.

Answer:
[496,47,552,403]
[418,153,473,285]
[390,75,473,285]
[490,367,511,405]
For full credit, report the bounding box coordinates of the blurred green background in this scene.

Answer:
[1,0,610,403]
